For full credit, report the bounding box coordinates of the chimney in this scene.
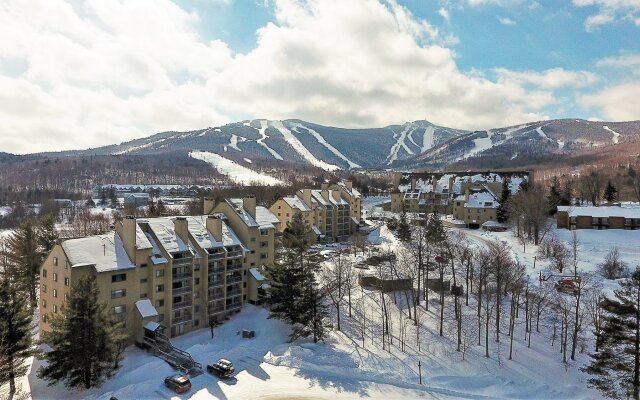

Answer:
[332,190,342,202]
[431,175,438,191]
[321,189,329,201]
[120,216,137,262]
[207,215,223,242]
[173,217,189,244]
[203,197,215,214]
[243,196,257,219]
[300,189,312,207]
[411,178,417,190]
[449,176,456,194]
[344,180,353,191]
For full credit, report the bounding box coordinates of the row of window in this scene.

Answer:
[42,270,70,286]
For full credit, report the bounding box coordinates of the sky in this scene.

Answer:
[0,0,639,154]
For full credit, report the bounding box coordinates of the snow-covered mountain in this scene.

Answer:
[53,118,640,171]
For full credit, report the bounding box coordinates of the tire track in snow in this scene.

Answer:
[271,120,339,171]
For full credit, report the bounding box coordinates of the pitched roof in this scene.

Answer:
[255,206,279,229]
[557,205,640,219]
[227,198,259,227]
[283,196,311,212]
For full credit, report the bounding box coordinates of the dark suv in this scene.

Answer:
[164,374,192,394]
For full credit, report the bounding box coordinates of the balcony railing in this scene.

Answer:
[227,263,243,272]
[172,313,192,324]
[226,250,243,258]
[208,252,226,260]
[172,285,193,295]
[208,265,225,274]
[208,290,224,300]
[172,299,193,310]
[208,280,224,288]
[226,275,242,284]
[208,305,225,313]
[227,288,242,297]
[172,271,192,280]
[226,302,242,310]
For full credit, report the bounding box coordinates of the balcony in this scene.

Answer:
[227,263,243,272]
[226,275,242,284]
[208,304,225,314]
[208,252,226,261]
[208,279,224,288]
[208,290,224,300]
[172,313,192,324]
[172,271,192,281]
[226,250,243,258]
[172,285,193,295]
[226,301,242,310]
[227,288,242,297]
[172,299,192,310]
[173,257,192,267]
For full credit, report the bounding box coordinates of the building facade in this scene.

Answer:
[556,205,640,230]
[269,180,362,242]
[39,198,277,343]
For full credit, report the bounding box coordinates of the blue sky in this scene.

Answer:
[0,0,639,153]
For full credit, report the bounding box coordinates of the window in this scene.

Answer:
[140,293,147,299]
[155,269,164,278]
[42,269,47,278]
[194,263,200,271]
[42,284,46,293]
[42,299,47,308]
[156,284,165,293]
[261,253,268,259]
[42,314,48,324]
[65,260,69,269]
[64,277,69,287]
[112,273,126,283]
[52,273,58,282]
[155,299,164,307]
[140,278,148,283]
[111,289,126,299]
[113,305,126,314]
[64,293,68,301]
[195,278,200,285]
[193,320,199,327]
[53,289,57,298]
[250,237,256,242]
[53,304,57,313]
[53,257,58,266]
[140,263,148,268]
[277,212,281,216]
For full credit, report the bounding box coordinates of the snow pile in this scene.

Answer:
[190,151,283,186]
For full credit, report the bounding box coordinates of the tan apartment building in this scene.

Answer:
[391,171,532,215]
[40,200,278,343]
[556,205,640,230]
[270,180,361,243]
[451,187,499,228]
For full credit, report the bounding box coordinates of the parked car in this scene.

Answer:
[164,374,191,394]
[207,358,235,378]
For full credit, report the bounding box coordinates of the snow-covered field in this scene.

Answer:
[190,151,284,186]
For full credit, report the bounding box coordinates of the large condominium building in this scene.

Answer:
[451,186,500,228]
[391,171,532,218]
[39,198,278,343]
[270,180,362,243]
[556,205,640,230]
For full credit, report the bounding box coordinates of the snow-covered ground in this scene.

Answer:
[271,121,339,171]
[290,123,361,169]
[190,151,283,186]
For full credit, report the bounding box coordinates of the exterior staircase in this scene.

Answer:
[143,329,203,376]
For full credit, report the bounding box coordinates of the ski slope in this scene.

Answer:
[603,125,620,144]
[422,126,435,152]
[189,151,283,185]
[256,120,284,160]
[290,123,361,169]
[386,124,415,165]
[271,121,339,171]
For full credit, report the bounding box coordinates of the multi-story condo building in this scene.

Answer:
[556,205,640,230]
[451,187,500,228]
[39,198,277,344]
[269,180,362,242]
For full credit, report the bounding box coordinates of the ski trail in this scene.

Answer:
[190,151,283,185]
[406,127,420,149]
[603,125,620,144]
[257,120,284,160]
[290,123,361,169]
[386,124,415,165]
[536,126,548,139]
[229,134,241,151]
[421,126,435,152]
[271,120,339,171]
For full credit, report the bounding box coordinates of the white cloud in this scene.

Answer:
[579,82,640,121]
[597,53,640,74]
[495,68,599,89]
[438,7,450,22]
[498,16,516,25]
[0,0,583,154]
[572,0,640,30]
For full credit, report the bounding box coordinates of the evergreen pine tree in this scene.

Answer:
[497,178,511,222]
[547,176,562,215]
[266,212,327,341]
[109,189,118,209]
[426,212,446,244]
[604,180,618,203]
[37,214,59,262]
[85,196,95,208]
[583,267,640,399]
[7,220,40,308]
[98,190,108,207]
[38,274,126,389]
[0,276,39,397]
[560,179,573,206]
[396,212,412,242]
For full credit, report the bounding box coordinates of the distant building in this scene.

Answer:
[94,184,214,198]
[269,180,362,243]
[556,205,640,230]
[451,186,499,229]
[124,193,150,208]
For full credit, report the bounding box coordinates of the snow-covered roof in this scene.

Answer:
[185,216,224,250]
[255,206,279,229]
[336,181,361,198]
[125,193,150,199]
[311,190,331,207]
[465,191,498,209]
[283,196,311,212]
[249,267,267,282]
[62,232,135,273]
[227,198,259,227]
[311,225,322,235]
[144,218,193,256]
[557,205,640,219]
[221,222,244,248]
[135,299,158,318]
[144,232,169,265]
[144,321,161,332]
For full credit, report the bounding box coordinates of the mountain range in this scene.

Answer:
[42,118,640,172]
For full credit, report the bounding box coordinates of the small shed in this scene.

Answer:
[134,299,159,345]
